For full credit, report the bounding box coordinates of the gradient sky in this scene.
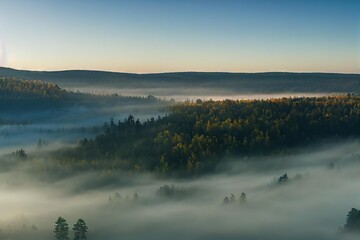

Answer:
[0,0,359,73]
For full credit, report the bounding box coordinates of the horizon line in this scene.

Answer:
[1,66,359,75]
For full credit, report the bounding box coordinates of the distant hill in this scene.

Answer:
[0,77,166,111]
[0,77,65,98]
[0,67,359,93]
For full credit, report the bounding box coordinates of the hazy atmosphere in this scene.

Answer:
[1,141,360,240]
[0,1,360,240]
[0,0,359,73]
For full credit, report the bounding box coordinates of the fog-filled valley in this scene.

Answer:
[1,0,359,238]
[0,77,169,154]
[1,72,360,240]
[0,102,167,154]
[0,141,360,240]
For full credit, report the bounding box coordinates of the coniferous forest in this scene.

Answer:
[1,1,360,239]
[1,74,360,240]
[55,95,360,175]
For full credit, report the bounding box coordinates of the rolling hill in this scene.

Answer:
[0,67,359,94]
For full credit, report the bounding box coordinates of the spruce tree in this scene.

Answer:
[54,217,69,240]
[73,219,88,240]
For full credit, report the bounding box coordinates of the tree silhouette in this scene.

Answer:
[54,217,69,240]
[344,208,360,232]
[278,173,288,184]
[14,149,27,160]
[73,219,88,240]
[240,192,247,204]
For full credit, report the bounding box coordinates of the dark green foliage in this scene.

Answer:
[0,77,67,110]
[54,217,69,240]
[0,77,65,98]
[58,96,360,175]
[344,208,360,232]
[0,77,167,111]
[73,219,88,240]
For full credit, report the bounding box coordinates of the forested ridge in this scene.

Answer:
[55,95,360,175]
[0,77,166,110]
[1,67,360,93]
[0,77,65,98]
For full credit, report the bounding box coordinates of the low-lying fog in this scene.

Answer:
[67,87,330,101]
[0,91,330,154]
[0,103,166,154]
[0,140,359,240]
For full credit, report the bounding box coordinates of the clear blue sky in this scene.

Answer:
[0,0,359,73]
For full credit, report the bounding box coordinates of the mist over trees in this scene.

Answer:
[0,0,359,237]
[54,217,69,240]
[344,208,360,232]
[54,217,88,240]
[0,77,65,98]
[2,75,360,239]
[56,95,360,175]
[73,219,88,240]
[0,77,169,111]
[156,184,198,200]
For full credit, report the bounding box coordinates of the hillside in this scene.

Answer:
[0,77,167,111]
[55,95,360,175]
[0,77,66,98]
[0,67,359,93]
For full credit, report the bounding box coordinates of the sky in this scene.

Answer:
[0,0,359,73]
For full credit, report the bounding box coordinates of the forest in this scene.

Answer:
[53,95,360,176]
[0,77,65,98]
[1,1,360,238]
[1,73,360,240]
[0,77,168,111]
[0,78,360,239]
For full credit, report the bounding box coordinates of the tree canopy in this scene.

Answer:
[54,217,69,240]
[344,208,360,232]
[56,95,360,175]
[73,219,88,240]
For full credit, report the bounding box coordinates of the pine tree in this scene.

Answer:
[344,208,360,231]
[73,219,88,240]
[54,217,69,240]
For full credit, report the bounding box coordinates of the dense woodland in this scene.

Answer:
[55,95,360,176]
[0,77,167,110]
[0,77,65,98]
[0,77,68,109]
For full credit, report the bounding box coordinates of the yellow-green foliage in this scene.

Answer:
[61,95,360,175]
[0,77,65,98]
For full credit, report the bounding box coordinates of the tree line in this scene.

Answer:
[0,77,65,98]
[54,95,360,175]
[54,217,88,240]
[0,77,168,111]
